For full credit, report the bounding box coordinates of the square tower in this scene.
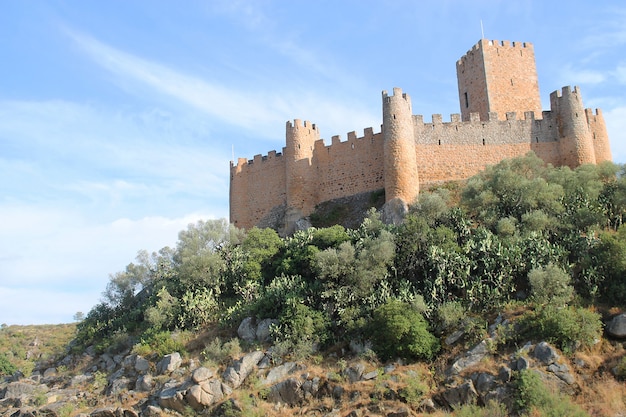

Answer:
[456,39,541,121]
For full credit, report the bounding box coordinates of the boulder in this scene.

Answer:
[533,342,559,365]
[222,350,264,388]
[263,362,296,385]
[107,376,130,396]
[238,317,257,343]
[135,374,154,392]
[256,319,278,343]
[447,339,491,375]
[157,352,182,375]
[343,363,365,383]
[2,381,46,399]
[192,367,214,384]
[441,379,479,408]
[547,363,575,385]
[186,379,225,410]
[134,356,150,374]
[387,408,411,417]
[607,313,626,338]
[158,381,190,412]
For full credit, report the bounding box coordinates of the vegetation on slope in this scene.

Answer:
[19,151,623,415]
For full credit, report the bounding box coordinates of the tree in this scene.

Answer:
[73,311,85,322]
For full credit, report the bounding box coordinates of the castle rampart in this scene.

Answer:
[230,39,613,233]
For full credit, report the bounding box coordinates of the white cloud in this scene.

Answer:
[0,207,216,324]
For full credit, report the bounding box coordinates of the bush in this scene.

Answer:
[0,353,16,376]
[369,300,439,361]
[528,263,574,306]
[271,300,330,359]
[133,330,187,357]
[515,369,589,416]
[520,305,602,353]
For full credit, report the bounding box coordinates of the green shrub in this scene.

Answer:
[615,355,626,380]
[0,352,16,376]
[369,300,439,361]
[528,263,574,306]
[271,300,330,359]
[515,369,589,416]
[520,305,602,353]
[133,330,187,357]
[202,338,241,367]
[454,400,508,417]
[398,371,430,406]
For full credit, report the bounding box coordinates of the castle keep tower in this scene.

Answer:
[457,39,541,121]
[382,88,419,206]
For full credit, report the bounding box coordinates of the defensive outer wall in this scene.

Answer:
[230,39,612,233]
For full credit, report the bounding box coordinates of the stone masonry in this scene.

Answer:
[230,39,613,234]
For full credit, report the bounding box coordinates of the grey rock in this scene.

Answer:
[135,374,153,392]
[256,318,278,343]
[548,363,576,385]
[514,356,530,371]
[43,368,56,379]
[238,317,257,343]
[156,352,182,375]
[263,362,296,385]
[447,339,491,375]
[3,381,46,399]
[442,379,479,407]
[533,342,559,365]
[498,365,512,382]
[419,398,437,413]
[382,197,409,225]
[343,363,365,383]
[141,405,163,417]
[445,329,465,346]
[107,376,130,396]
[267,377,304,406]
[362,370,379,380]
[158,380,191,412]
[607,313,626,338]
[122,354,136,369]
[192,367,214,383]
[332,384,344,400]
[222,350,264,388]
[134,356,150,374]
[70,374,92,387]
[89,408,117,417]
[383,365,396,374]
[387,408,411,417]
[186,379,224,410]
[472,372,496,395]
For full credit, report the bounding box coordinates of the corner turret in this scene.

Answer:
[551,86,596,167]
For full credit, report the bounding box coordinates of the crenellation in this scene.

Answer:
[230,38,613,232]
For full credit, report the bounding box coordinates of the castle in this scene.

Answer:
[230,39,612,233]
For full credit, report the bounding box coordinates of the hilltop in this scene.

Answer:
[2,153,626,416]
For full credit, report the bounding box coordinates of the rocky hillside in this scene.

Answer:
[2,310,626,417]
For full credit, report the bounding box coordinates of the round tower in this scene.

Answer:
[551,86,596,168]
[284,119,319,232]
[382,88,419,206]
[586,108,613,163]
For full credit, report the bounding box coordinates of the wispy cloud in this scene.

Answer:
[64,27,379,142]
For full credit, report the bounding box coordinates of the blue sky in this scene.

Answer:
[1,0,625,325]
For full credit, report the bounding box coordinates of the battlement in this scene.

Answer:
[414,110,539,125]
[457,39,533,67]
[382,87,410,102]
[287,119,318,131]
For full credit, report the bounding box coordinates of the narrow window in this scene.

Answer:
[482,138,485,146]
[536,137,539,143]
[464,92,469,108]
[511,79,514,86]
[393,114,396,120]
[438,139,441,145]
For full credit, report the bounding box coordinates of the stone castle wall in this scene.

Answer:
[230,39,613,232]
